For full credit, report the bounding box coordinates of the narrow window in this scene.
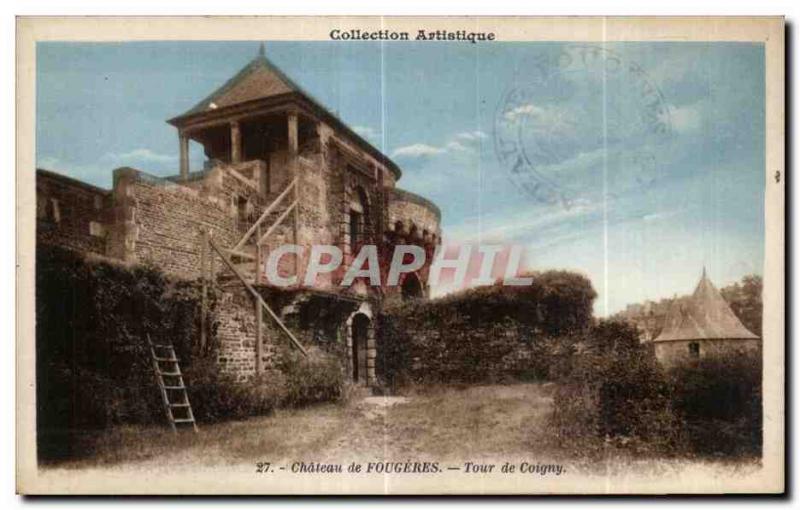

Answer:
[349,210,362,252]
[50,198,61,223]
[688,342,700,358]
[237,196,248,222]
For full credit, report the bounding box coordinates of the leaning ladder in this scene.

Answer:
[147,335,198,433]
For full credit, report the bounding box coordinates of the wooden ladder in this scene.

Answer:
[147,335,198,433]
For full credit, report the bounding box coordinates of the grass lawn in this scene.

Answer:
[39,381,760,483]
[41,382,560,470]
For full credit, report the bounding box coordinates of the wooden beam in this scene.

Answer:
[230,121,242,164]
[288,112,300,279]
[255,295,263,374]
[257,200,297,245]
[254,222,263,374]
[226,248,257,261]
[208,238,308,357]
[200,229,208,352]
[231,178,296,252]
[227,166,259,192]
[179,133,189,180]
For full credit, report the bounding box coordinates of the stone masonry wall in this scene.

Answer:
[654,338,761,368]
[36,170,109,256]
[107,166,266,280]
[387,188,441,240]
[215,286,284,381]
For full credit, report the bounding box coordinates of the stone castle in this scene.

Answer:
[36,45,442,386]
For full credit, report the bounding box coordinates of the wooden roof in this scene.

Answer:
[654,268,759,342]
[177,44,299,117]
[167,45,402,179]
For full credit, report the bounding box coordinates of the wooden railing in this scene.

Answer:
[231,177,297,253]
[209,237,308,358]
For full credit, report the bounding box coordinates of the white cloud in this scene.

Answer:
[444,198,600,245]
[445,140,470,153]
[352,125,381,141]
[391,143,447,158]
[391,130,487,160]
[36,156,113,188]
[454,130,488,142]
[666,104,702,133]
[503,103,547,122]
[102,148,176,165]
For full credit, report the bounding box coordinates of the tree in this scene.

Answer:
[720,274,763,337]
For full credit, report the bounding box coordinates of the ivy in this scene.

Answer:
[36,244,217,459]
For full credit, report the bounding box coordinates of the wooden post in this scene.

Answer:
[231,120,242,164]
[209,230,216,281]
[255,297,263,375]
[179,132,190,180]
[255,223,263,284]
[200,229,208,352]
[287,111,300,280]
[254,222,263,375]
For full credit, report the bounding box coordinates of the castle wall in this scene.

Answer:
[654,338,762,367]
[36,119,440,388]
[215,286,286,381]
[36,170,109,255]
[387,188,441,240]
[107,165,267,280]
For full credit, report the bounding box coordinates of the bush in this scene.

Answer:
[185,359,286,422]
[550,320,680,454]
[668,350,762,457]
[378,270,597,388]
[185,347,345,422]
[36,244,214,460]
[551,320,763,459]
[278,348,345,408]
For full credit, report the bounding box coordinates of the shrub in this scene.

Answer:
[551,319,764,459]
[185,359,286,422]
[36,244,213,459]
[277,347,345,408]
[378,270,597,388]
[550,320,680,454]
[187,346,345,421]
[668,350,762,457]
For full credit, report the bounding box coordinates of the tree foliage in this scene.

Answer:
[720,274,763,336]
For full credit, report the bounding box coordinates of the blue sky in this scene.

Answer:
[36,41,765,315]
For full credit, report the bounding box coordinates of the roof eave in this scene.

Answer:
[653,335,761,343]
[165,92,403,180]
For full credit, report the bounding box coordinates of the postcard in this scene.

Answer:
[16,16,784,495]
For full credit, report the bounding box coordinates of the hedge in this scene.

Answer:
[376,271,596,388]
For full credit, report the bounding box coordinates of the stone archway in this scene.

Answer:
[346,302,375,386]
[351,313,370,384]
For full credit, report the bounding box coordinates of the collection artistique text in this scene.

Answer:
[330,29,496,43]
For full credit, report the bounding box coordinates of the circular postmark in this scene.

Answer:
[494,45,673,209]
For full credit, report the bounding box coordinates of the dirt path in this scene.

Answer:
[41,383,557,471]
[36,382,763,491]
[311,383,558,464]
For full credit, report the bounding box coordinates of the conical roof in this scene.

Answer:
[654,268,759,342]
[178,45,304,117]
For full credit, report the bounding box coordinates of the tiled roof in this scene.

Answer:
[180,45,301,117]
[654,268,759,342]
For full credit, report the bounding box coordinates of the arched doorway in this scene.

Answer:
[401,272,423,301]
[351,313,370,384]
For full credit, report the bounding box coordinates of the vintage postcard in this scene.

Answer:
[16,16,784,495]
